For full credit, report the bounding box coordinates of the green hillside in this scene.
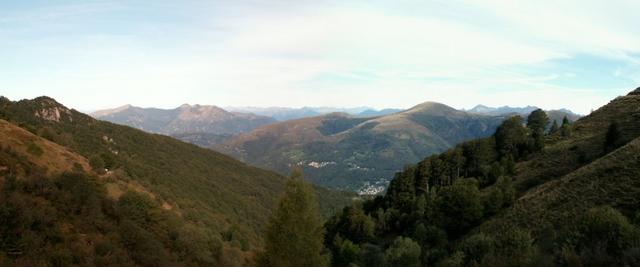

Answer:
[322,88,640,266]
[219,102,506,192]
[0,96,354,266]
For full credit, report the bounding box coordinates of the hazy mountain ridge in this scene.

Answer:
[467,105,581,118]
[218,101,506,192]
[226,106,404,121]
[91,104,276,140]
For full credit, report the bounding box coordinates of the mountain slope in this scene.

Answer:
[0,119,91,176]
[0,117,240,266]
[218,102,505,192]
[322,88,640,266]
[477,89,640,233]
[91,104,276,144]
[0,96,353,252]
[480,135,640,235]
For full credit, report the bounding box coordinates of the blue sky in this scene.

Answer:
[1,0,639,114]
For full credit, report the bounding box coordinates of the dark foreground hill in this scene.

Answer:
[0,96,353,266]
[323,88,640,266]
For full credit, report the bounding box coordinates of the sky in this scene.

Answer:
[1,0,639,114]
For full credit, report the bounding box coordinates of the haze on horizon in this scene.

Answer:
[1,0,639,114]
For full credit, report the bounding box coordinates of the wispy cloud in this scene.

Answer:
[0,1,637,114]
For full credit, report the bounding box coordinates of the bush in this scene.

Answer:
[332,236,360,267]
[576,206,638,255]
[436,251,464,267]
[490,227,535,266]
[26,141,43,156]
[460,233,495,264]
[358,243,385,267]
[116,191,157,227]
[437,179,483,236]
[118,219,171,267]
[384,237,421,267]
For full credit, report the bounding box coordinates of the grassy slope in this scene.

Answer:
[0,119,91,176]
[476,91,640,235]
[478,136,640,235]
[0,97,353,247]
[513,93,640,192]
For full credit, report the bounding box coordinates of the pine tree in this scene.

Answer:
[495,116,530,159]
[526,109,549,133]
[561,116,572,137]
[527,109,548,151]
[259,170,329,267]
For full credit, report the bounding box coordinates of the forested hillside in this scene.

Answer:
[322,88,640,266]
[0,96,353,266]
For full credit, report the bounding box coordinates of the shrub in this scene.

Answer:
[460,233,495,264]
[26,141,43,156]
[384,237,421,267]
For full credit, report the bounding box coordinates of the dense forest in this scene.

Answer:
[261,89,640,267]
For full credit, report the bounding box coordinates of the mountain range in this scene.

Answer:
[218,102,509,192]
[91,104,276,144]
[468,104,581,124]
[225,106,403,121]
[92,102,579,193]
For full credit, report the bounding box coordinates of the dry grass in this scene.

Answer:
[0,119,91,176]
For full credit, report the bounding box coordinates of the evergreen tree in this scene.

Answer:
[561,116,572,137]
[437,179,483,236]
[494,116,530,159]
[527,109,549,151]
[526,109,549,133]
[259,170,329,267]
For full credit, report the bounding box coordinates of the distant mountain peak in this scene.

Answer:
[90,104,133,117]
[92,103,276,137]
[469,104,540,115]
[629,87,640,96]
[407,101,457,114]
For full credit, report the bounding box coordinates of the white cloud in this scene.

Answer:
[0,1,638,114]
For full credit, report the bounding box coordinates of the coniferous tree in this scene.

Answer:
[259,170,329,267]
[526,109,549,133]
[561,116,572,137]
[495,116,530,160]
[527,109,549,151]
